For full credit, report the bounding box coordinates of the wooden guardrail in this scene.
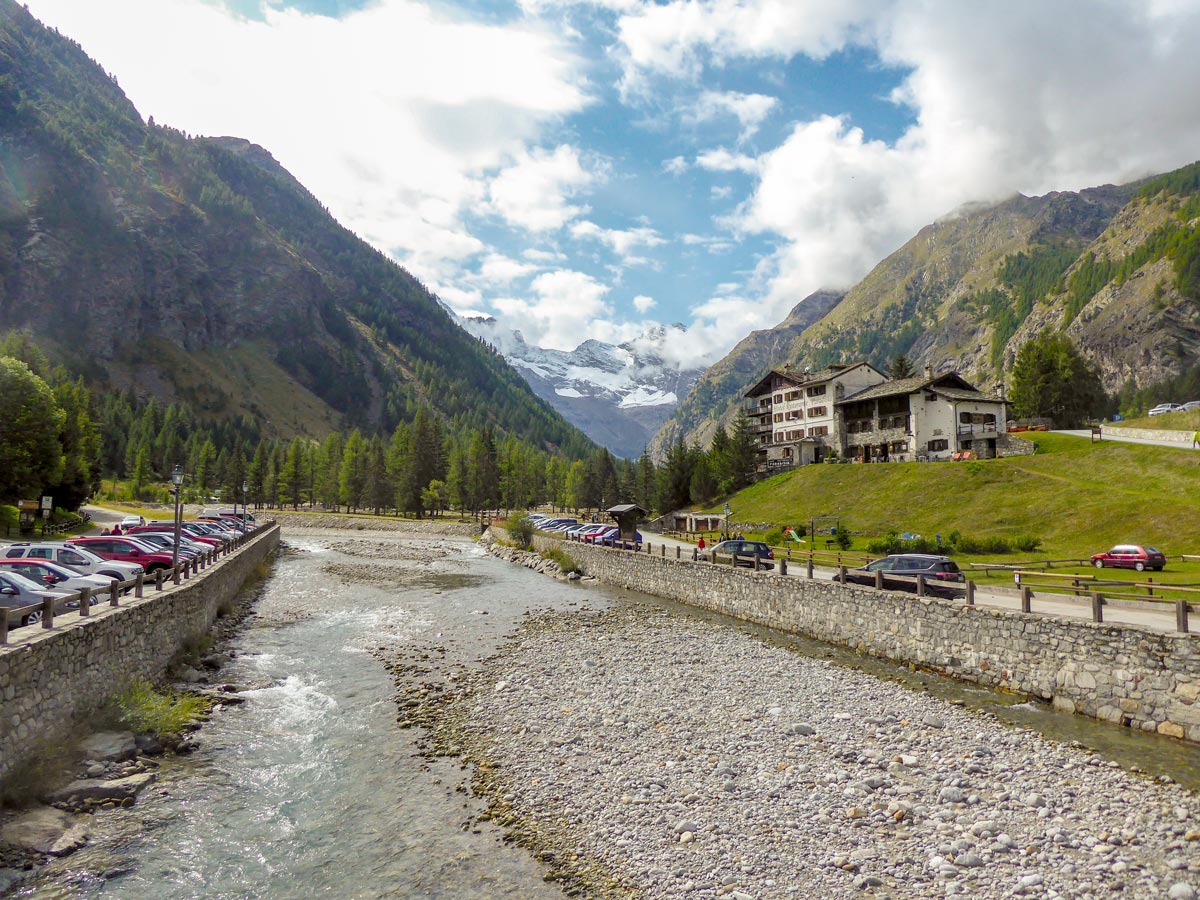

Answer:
[0,523,267,646]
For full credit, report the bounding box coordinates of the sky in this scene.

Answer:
[21,0,1200,370]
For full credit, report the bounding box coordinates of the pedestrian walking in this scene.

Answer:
[697,536,706,551]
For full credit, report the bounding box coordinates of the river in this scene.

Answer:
[13,528,1200,899]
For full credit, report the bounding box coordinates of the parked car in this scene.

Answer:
[122,531,206,558]
[120,514,147,528]
[3,542,144,582]
[1182,400,1200,411]
[1090,545,1166,572]
[0,569,73,627]
[129,524,223,549]
[700,539,775,569]
[836,554,966,599]
[1148,403,1183,416]
[599,530,642,547]
[583,525,618,544]
[537,518,578,531]
[66,537,176,574]
[0,559,110,604]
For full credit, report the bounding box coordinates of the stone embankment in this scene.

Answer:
[442,605,1200,900]
[0,523,279,787]
[268,512,478,537]
[482,530,1200,743]
[487,543,590,581]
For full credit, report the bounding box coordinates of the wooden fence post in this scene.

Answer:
[1021,585,1032,613]
[0,610,7,645]
[173,564,181,585]
[692,547,698,561]
[41,595,54,629]
[109,581,119,607]
[157,569,165,591]
[135,573,144,598]
[807,558,814,579]
[838,564,847,584]
[1091,591,1104,623]
[780,559,787,576]
[78,587,91,617]
[753,555,760,571]
[676,546,680,559]
[1177,600,1190,634]
[966,581,975,606]
[917,574,927,597]
[874,570,884,590]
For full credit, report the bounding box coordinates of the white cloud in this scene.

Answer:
[663,155,690,175]
[632,294,656,313]
[686,90,777,142]
[485,144,596,232]
[475,253,539,285]
[570,220,667,259]
[695,148,759,174]
[491,269,612,349]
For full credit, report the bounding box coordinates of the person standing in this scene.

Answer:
[698,535,706,551]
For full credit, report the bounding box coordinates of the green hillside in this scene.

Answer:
[717,434,1200,559]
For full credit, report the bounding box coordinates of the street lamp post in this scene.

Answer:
[171,465,184,568]
[724,502,732,540]
[242,479,249,525]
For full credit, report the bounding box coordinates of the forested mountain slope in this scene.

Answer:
[0,1,593,457]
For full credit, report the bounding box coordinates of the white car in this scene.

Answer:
[1148,403,1182,416]
[120,514,147,528]
[2,542,144,582]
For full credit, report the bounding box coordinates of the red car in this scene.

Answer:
[1090,545,1166,572]
[67,536,176,574]
[125,524,223,548]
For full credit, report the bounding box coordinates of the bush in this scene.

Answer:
[763,527,784,546]
[542,546,582,575]
[834,529,852,551]
[1015,534,1043,553]
[116,678,211,737]
[506,514,534,550]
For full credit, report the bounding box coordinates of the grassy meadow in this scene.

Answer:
[709,433,1200,588]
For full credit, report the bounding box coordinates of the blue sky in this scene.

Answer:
[22,0,1200,368]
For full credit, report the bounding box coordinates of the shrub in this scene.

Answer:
[763,527,784,546]
[834,530,852,551]
[1015,534,1043,553]
[116,679,211,737]
[506,514,534,550]
[542,546,582,575]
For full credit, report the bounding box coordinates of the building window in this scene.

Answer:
[809,405,827,417]
[774,412,783,422]
[774,393,783,404]
[785,390,801,401]
[809,425,828,437]
[786,410,802,420]
[927,439,949,452]
[890,441,908,454]
[807,385,827,397]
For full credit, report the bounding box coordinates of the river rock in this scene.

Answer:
[0,806,90,856]
[78,731,137,763]
[46,772,157,806]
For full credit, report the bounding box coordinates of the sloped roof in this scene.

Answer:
[838,372,999,405]
[607,503,647,516]
[744,361,880,398]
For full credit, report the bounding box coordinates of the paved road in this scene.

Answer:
[1058,428,1199,450]
[633,532,1187,635]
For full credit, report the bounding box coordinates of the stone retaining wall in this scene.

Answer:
[1102,425,1194,444]
[0,525,281,786]
[491,530,1200,743]
[268,512,478,536]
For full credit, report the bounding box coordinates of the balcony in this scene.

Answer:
[957,422,999,437]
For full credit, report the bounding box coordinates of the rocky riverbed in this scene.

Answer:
[411,604,1200,900]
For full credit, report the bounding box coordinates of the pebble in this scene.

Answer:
[442,603,1200,900]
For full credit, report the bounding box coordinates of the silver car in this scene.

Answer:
[0,570,73,627]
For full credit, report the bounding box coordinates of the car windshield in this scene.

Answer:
[1,570,49,592]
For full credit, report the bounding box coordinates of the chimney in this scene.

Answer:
[924,364,933,380]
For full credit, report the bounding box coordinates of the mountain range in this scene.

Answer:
[459,318,703,459]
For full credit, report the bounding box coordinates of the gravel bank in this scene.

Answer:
[270,512,479,536]
[436,605,1200,900]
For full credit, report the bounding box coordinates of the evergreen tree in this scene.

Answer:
[339,429,368,511]
[1009,331,1107,427]
[727,409,758,492]
[888,353,916,379]
[316,432,344,511]
[0,357,66,503]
